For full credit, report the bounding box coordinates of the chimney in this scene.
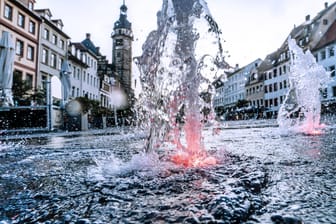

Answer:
[235,64,239,70]
[86,33,91,39]
[305,15,310,21]
[325,2,328,9]
[96,47,100,53]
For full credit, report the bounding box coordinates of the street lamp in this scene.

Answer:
[42,79,52,131]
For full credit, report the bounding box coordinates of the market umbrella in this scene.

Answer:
[60,59,71,107]
[0,31,15,106]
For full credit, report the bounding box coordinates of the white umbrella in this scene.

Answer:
[0,31,15,106]
[60,60,71,107]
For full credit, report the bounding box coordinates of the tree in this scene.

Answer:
[75,97,100,114]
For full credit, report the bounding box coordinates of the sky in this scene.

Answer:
[35,0,334,67]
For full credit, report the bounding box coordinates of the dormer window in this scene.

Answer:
[28,1,34,10]
[71,45,75,55]
[76,49,80,59]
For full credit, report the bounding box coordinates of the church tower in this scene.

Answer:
[111,1,134,101]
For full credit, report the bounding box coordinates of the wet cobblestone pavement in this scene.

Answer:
[0,124,335,223]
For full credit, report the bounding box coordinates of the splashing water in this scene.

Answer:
[277,38,330,135]
[135,0,229,167]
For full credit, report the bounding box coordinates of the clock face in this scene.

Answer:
[116,39,123,46]
[253,73,258,79]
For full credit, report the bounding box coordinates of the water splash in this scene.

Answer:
[278,38,330,135]
[135,0,229,167]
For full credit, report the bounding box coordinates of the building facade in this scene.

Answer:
[68,42,89,101]
[0,0,40,94]
[261,2,336,118]
[214,60,262,118]
[245,60,265,112]
[312,20,336,106]
[262,50,290,118]
[80,33,100,102]
[34,8,69,93]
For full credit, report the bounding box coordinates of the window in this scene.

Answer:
[329,47,335,57]
[274,98,278,107]
[322,88,327,98]
[29,20,36,34]
[41,75,47,90]
[43,28,50,40]
[116,39,123,46]
[27,45,34,61]
[16,40,24,56]
[77,68,80,80]
[52,34,57,45]
[42,49,48,64]
[26,74,33,89]
[59,39,65,49]
[333,86,336,97]
[274,83,278,91]
[329,65,335,77]
[323,19,328,25]
[284,80,287,88]
[18,13,25,28]
[51,53,56,68]
[73,66,76,78]
[28,1,34,10]
[4,4,13,20]
[321,50,326,60]
[273,69,277,78]
[58,58,63,70]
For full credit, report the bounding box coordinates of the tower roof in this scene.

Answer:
[114,1,132,30]
[81,33,100,56]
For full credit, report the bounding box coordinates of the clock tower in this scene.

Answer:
[111,1,134,102]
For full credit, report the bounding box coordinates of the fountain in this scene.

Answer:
[135,0,228,167]
[277,37,330,135]
[2,2,336,224]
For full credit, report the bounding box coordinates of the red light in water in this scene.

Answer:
[308,129,322,135]
[171,151,217,167]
